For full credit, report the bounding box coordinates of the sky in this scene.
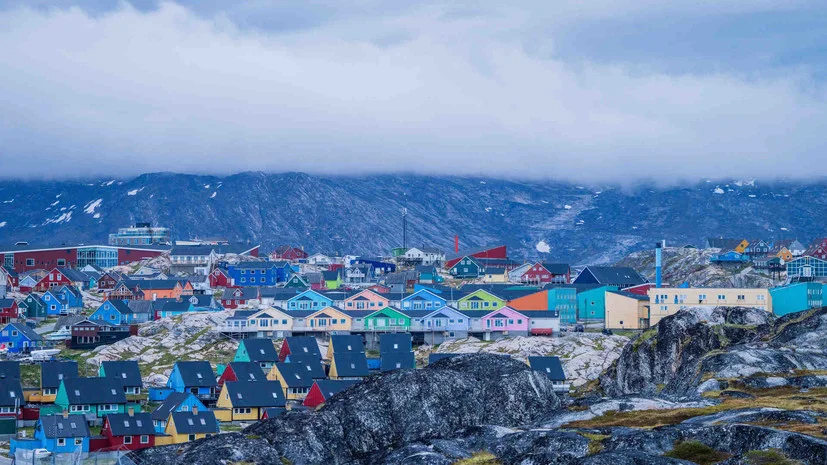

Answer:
[1,1,826,182]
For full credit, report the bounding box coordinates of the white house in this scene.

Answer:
[404,247,445,267]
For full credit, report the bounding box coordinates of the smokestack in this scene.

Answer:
[655,240,665,288]
[454,236,459,254]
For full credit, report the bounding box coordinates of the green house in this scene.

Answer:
[284,275,309,289]
[364,307,411,331]
[322,270,342,290]
[449,256,484,278]
[19,295,47,319]
[456,290,505,311]
[56,377,130,418]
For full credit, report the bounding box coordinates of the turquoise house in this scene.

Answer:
[55,377,129,418]
[576,285,618,321]
[770,283,823,317]
[547,288,578,324]
[286,290,334,311]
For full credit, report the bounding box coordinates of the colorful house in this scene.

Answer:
[33,361,78,403]
[575,285,617,321]
[271,246,308,261]
[448,256,484,278]
[363,307,411,332]
[326,334,364,360]
[150,392,208,433]
[268,363,316,400]
[234,339,280,371]
[461,307,529,340]
[167,361,217,401]
[0,378,23,418]
[573,267,647,289]
[35,268,88,292]
[19,294,47,319]
[162,409,219,444]
[56,285,84,309]
[11,414,90,455]
[302,379,359,409]
[89,299,136,325]
[97,411,155,452]
[99,360,143,395]
[55,377,128,417]
[605,291,651,330]
[343,290,389,311]
[0,322,41,353]
[456,289,505,311]
[414,307,469,344]
[286,290,334,311]
[307,307,353,333]
[527,356,569,392]
[786,255,827,280]
[400,289,447,311]
[322,270,342,290]
[217,362,266,389]
[215,381,285,422]
[278,336,321,363]
[770,283,824,317]
[520,263,571,284]
[509,288,578,324]
[156,299,196,319]
[329,352,370,380]
[283,274,309,289]
[220,287,259,309]
[0,299,19,324]
[227,261,292,287]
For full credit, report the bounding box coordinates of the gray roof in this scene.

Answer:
[221,287,258,301]
[57,268,91,283]
[170,244,258,257]
[105,299,132,314]
[380,352,415,372]
[540,263,571,275]
[239,339,279,363]
[332,352,369,378]
[5,322,42,342]
[223,381,285,408]
[282,336,321,361]
[174,361,216,388]
[151,392,197,421]
[379,333,412,354]
[106,412,155,436]
[101,361,143,388]
[170,410,219,434]
[41,361,78,389]
[527,356,566,381]
[0,361,19,381]
[40,414,91,438]
[127,300,156,314]
[62,377,126,405]
[274,363,315,388]
[330,335,364,354]
[577,266,648,286]
[0,378,23,407]
[226,362,266,382]
[311,379,359,400]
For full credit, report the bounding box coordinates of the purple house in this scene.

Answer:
[460,306,529,341]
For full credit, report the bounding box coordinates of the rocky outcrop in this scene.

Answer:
[130,354,561,465]
[421,333,629,388]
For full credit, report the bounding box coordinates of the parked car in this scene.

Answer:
[574,324,585,333]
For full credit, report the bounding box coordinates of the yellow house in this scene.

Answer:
[163,408,220,444]
[482,268,509,283]
[247,307,293,338]
[306,307,353,333]
[735,240,749,254]
[648,287,771,326]
[776,247,793,262]
[267,363,317,400]
[215,381,285,422]
[605,291,650,330]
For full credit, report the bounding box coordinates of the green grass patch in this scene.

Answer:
[453,451,501,465]
[744,449,804,465]
[664,441,730,465]
[20,364,40,388]
[579,433,608,455]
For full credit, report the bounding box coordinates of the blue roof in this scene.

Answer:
[528,356,566,381]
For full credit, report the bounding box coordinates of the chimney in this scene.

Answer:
[127,406,135,417]
[62,409,69,419]
[655,240,665,288]
[192,406,198,415]
[454,235,459,254]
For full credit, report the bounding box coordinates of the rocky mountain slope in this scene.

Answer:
[1,173,824,263]
[615,247,781,288]
[600,307,827,399]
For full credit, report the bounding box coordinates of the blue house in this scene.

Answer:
[167,361,217,401]
[0,322,42,353]
[10,414,91,455]
[157,299,195,319]
[56,286,84,309]
[150,392,208,433]
[90,299,135,324]
[227,261,292,287]
[710,251,750,264]
[286,290,334,311]
[41,290,69,316]
[353,258,397,275]
[400,289,447,311]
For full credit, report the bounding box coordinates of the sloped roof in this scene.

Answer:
[127,300,156,315]
[101,361,143,387]
[540,263,571,275]
[0,361,20,381]
[151,392,195,421]
[332,352,369,377]
[224,381,285,408]
[579,266,647,286]
[174,361,216,388]
[104,299,132,314]
[527,356,566,381]
[330,335,364,354]
[171,410,219,434]
[608,290,650,301]
[380,352,415,372]
[5,322,41,342]
[227,362,266,382]
[379,333,412,354]
[283,336,321,360]
[274,363,315,388]
[312,379,359,400]
[220,287,258,300]
[0,299,15,309]
[0,378,23,407]
[41,361,78,389]
[57,268,90,283]
[106,412,155,436]
[41,414,91,438]
[240,339,279,362]
[62,377,126,405]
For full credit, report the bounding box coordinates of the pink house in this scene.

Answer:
[343,290,389,311]
[480,307,529,340]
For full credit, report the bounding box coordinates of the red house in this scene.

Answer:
[95,411,155,452]
[220,287,258,309]
[270,245,308,261]
[1,266,18,290]
[368,284,391,293]
[624,283,657,296]
[303,380,359,409]
[521,263,571,284]
[0,299,19,324]
[806,244,827,260]
[209,268,232,288]
[217,362,266,388]
[97,272,122,291]
[34,268,75,292]
[444,245,508,270]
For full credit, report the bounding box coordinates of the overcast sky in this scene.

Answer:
[1,1,826,182]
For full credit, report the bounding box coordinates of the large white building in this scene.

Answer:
[647,287,772,326]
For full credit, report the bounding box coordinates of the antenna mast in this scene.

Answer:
[402,193,408,251]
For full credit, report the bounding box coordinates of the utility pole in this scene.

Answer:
[402,193,408,251]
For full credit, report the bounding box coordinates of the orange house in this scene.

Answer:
[135,280,193,301]
[776,247,793,262]
[507,290,551,311]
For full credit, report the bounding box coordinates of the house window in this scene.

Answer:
[188,434,196,442]
[57,259,66,266]
[26,259,34,267]
[140,435,149,444]
[58,438,66,446]
[124,435,133,444]
[74,438,82,446]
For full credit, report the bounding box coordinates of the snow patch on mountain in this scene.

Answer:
[44,211,72,225]
[50,200,59,206]
[127,187,144,196]
[83,198,103,214]
[713,187,725,194]
[0,222,6,228]
[210,192,217,199]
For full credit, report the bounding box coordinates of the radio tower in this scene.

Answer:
[402,193,408,250]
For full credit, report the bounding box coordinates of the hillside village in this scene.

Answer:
[0,230,826,461]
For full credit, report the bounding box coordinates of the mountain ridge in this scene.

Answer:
[1,172,825,264]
